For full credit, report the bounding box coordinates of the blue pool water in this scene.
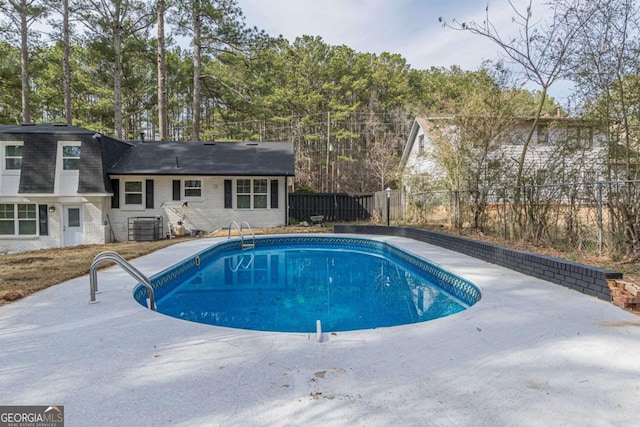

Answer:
[136,236,481,333]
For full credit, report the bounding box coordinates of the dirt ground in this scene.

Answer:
[1,223,638,308]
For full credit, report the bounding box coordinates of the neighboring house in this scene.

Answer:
[400,115,607,193]
[0,123,294,253]
[400,117,443,193]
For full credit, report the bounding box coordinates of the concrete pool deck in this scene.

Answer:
[1,234,639,426]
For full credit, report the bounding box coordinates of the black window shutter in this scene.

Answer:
[38,205,48,236]
[172,180,181,201]
[111,179,120,208]
[145,180,154,208]
[224,180,232,208]
[270,179,279,208]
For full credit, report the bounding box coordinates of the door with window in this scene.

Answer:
[63,205,83,247]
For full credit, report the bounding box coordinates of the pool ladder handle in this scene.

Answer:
[228,221,256,249]
[89,251,156,311]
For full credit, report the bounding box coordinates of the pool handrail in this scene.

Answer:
[227,221,255,249]
[89,251,156,311]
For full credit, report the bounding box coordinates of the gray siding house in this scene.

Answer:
[0,123,294,253]
[400,116,607,194]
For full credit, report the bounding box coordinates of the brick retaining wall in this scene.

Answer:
[334,225,622,301]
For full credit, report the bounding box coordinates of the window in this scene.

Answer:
[67,207,80,227]
[62,145,80,170]
[236,179,269,209]
[5,145,23,170]
[237,179,251,209]
[580,127,594,148]
[567,126,594,148]
[0,204,13,234]
[0,204,36,235]
[184,179,202,198]
[253,179,268,208]
[418,135,425,155]
[124,181,143,205]
[509,132,525,145]
[537,125,549,144]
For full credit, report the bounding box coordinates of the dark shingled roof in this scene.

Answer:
[0,123,132,194]
[0,123,99,135]
[0,124,295,182]
[108,141,295,176]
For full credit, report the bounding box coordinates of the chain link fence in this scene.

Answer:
[405,180,640,257]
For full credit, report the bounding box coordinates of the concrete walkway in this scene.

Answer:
[1,235,639,427]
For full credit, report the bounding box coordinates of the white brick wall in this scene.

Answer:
[107,175,288,242]
[0,198,107,253]
[82,199,108,245]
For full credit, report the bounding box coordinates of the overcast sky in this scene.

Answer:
[236,0,572,102]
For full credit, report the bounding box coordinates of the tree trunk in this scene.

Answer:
[20,0,30,123]
[157,0,168,140]
[512,87,548,236]
[62,0,72,124]
[192,0,202,141]
[113,0,123,138]
[515,87,548,191]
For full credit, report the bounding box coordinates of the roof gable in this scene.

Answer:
[400,118,432,167]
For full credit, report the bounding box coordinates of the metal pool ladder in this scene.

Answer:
[89,251,156,311]
[228,220,255,249]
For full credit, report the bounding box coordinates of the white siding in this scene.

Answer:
[402,126,446,193]
[402,118,609,190]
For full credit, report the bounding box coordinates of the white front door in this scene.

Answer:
[63,205,83,247]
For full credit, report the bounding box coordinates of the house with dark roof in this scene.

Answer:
[0,123,294,253]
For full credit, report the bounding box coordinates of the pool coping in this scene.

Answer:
[1,233,639,426]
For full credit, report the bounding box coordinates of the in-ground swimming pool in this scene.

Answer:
[134,236,481,332]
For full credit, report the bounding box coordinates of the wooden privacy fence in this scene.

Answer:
[288,193,374,222]
[373,189,405,223]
